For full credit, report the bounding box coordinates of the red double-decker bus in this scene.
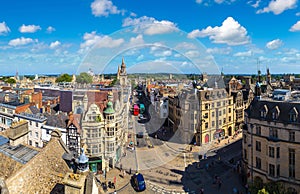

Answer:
[133,104,139,116]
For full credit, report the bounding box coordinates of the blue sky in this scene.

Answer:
[1,0,300,75]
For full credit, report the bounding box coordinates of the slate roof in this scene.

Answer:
[246,98,300,125]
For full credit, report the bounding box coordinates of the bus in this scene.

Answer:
[139,104,145,114]
[133,104,139,116]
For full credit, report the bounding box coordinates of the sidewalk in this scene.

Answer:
[97,168,131,194]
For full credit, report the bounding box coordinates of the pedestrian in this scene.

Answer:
[218,179,222,190]
[114,190,117,194]
[199,187,204,194]
[245,184,249,194]
[190,146,192,152]
[129,168,132,175]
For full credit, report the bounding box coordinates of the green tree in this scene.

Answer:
[76,72,93,84]
[55,73,72,83]
[6,78,16,84]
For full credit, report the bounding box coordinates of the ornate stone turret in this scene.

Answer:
[120,57,126,74]
[77,148,89,173]
[103,101,115,115]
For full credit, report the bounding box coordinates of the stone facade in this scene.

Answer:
[243,97,300,192]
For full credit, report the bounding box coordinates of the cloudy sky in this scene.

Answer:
[1,0,300,75]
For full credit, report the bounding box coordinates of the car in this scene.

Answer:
[131,173,146,191]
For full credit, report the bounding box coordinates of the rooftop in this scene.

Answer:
[0,143,39,164]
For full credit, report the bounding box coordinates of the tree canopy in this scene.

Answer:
[76,72,93,84]
[55,73,72,83]
[6,78,16,84]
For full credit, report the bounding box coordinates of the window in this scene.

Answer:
[223,118,226,124]
[256,157,261,169]
[205,103,209,110]
[191,113,194,120]
[260,110,267,118]
[211,103,214,108]
[229,116,231,122]
[30,121,32,125]
[269,164,275,177]
[243,134,247,144]
[212,112,215,117]
[223,109,225,114]
[217,102,221,107]
[35,122,38,127]
[289,113,297,122]
[107,127,114,136]
[219,111,222,116]
[212,121,215,127]
[35,142,39,147]
[205,122,208,129]
[29,131,32,136]
[29,140,32,145]
[276,147,280,158]
[92,145,98,154]
[289,149,295,178]
[269,128,278,139]
[46,129,49,135]
[269,146,274,158]
[107,142,114,152]
[35,132,38,138]
[256,141,261,152]
[256,126,261,135]
[277,165,280,177]
[219,120,222,125]
[204,113,208,118]
[228,100,231,105]
[289,131,295,142]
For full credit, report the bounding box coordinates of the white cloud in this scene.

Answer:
[233,50,252,57]
[175,42,197,50]
[153,50,172,57]
[196,0,203,3]
[122,16,178,35]
[91,0,120,17]
[49,41,61,49]
[0,22,10,35]
[184,50,200,58]
[80,31,124,49]
[296,12,300,16]
[137,54,144,61]
[46,26,56,33]
[290,21,300,32]
[256,0,297,15]
[206,47,232,54]
[129,34,144,46]
[249,0,261,8]
[19,24,41,33]
[266,39,283,49]
[8,37,37,46]
[188,17,250,46]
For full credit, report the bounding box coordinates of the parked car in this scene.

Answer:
[131,173,146,191]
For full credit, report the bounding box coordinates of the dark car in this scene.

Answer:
[131,173,146,191]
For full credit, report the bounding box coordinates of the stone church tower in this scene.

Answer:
[119,58,127,86]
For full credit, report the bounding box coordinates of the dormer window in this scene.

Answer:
[260,105,268,119]
[289,107,298,122]
[271,106,280,120]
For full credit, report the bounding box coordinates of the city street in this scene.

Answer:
[114,88,245,194]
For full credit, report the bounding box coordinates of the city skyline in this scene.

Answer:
[1,0,300,75]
